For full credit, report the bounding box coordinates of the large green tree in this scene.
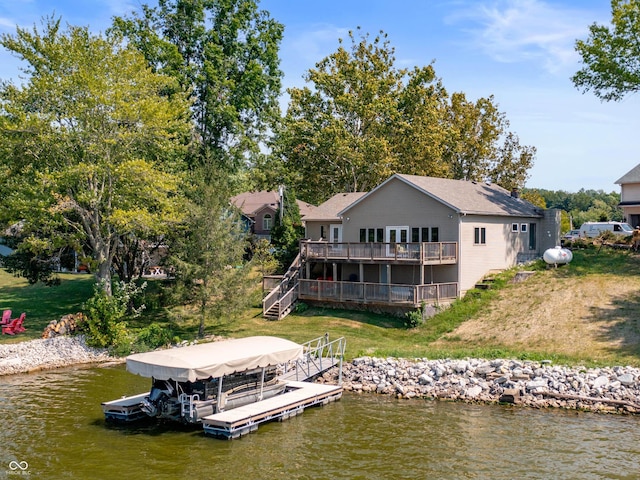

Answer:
[169,172,252,337]
[111,0,283,178]
[573,0,640,101]
[0,18,192,293]
[266,29,535,204]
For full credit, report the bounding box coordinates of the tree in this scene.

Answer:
[267,29,535,204]
[169,172,252,337]
[573,0,640,101]
[269,187,304,270]
[0,18,192,293]
[270,30,403,203]
[111,0,284,177]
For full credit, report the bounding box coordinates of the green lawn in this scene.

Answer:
[0,270,95,342]
[2,246,640,367]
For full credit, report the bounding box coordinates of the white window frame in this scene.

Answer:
[474,227,486,245]
[520,223,528,233]
[511,223,519,233]
[263,213,273,231]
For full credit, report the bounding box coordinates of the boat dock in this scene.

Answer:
[102,335,346,439]
[102,392,149,422]
[201,381,342,439]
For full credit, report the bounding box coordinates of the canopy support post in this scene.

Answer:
[259,367,265,401]
[216,377,224,413]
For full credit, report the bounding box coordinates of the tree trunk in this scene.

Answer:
[95,260,112,296]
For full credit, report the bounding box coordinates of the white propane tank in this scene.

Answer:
[543,246,573,265]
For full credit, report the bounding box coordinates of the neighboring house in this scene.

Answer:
[615,164,640,228]
[230,191,316,241]
[263,174,561,319]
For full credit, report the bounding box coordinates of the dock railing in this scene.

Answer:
[283,334,346,384]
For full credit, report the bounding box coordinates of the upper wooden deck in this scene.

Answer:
[301,241,457,265]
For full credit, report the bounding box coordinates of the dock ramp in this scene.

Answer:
[279,335,346,383]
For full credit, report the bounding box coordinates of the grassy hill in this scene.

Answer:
[2,247,640,367]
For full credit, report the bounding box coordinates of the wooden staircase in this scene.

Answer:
[262,253,301,320]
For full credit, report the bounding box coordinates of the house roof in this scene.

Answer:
[302,192,367,221]
[615,163,640,184]
[341,174,542,218]
[230,191,316,218]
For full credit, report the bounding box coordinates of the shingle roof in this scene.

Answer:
[615,163,640,184]
[230,191,316,217]
[341,174,542,218]
[302,192,367,221]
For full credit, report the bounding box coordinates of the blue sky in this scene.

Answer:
[0,0,637,193]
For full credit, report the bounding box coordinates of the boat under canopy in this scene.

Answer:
[126,336,304,382]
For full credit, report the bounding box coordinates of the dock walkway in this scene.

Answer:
[279,357,341,382]
[201,381,342,439]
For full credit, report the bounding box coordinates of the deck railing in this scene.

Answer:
[298,279,458,306]
[301,241,457,264]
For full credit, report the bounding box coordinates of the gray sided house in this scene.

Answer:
[615,164,640,228]
[263,174,560,319]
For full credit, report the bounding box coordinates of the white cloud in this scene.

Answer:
[101,0,139,18]
[285,24,349,65]
[446,0,606,74]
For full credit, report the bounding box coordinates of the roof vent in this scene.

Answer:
[511,188,520,199]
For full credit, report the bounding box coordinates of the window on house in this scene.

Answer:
[360,228,385,242]
[417,227,439,242]
[412,228,420,242]
[263,214,272,231]
[529,223,536,250]
[512,223,519,232]
[520,224,528,233]
[474,227,486,245]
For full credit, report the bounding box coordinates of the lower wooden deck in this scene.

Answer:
[201,381,342,439]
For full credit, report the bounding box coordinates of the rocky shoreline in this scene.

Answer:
[0,335,112,376]
[330,356,640,414]
[3,337,640,414]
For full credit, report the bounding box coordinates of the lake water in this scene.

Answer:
[1,364,639,479]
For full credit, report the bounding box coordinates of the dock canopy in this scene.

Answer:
[126,336,304,382]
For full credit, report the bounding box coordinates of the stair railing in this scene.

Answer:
[262,252,302,319]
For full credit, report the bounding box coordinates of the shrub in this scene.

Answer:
[295,301,309,313]
[81,280,146,352]
[134,323,177,351]
[404,302,427,328]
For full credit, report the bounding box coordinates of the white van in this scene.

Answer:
[579,221,634,238]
